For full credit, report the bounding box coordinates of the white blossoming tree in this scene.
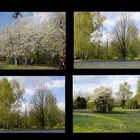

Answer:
[88,86,114,112]
[0,12,66,66]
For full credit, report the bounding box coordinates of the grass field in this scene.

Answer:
[73,107,140,133]
[0,64,59,70]
[74,60,140,69]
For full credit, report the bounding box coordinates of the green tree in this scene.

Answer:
[116,82,133,108]
[135,80,140,106]
[74,12,104,60]
[45,92,59,128]
[0,78,24,129]
[74,96,87,109]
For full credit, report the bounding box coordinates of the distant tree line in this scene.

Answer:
[73,79,140,113]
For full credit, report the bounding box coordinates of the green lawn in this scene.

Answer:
[73,107,140,133]
[0,64,59,70]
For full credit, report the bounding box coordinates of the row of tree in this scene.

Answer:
[0,12,66,65]
[73,79,140,112]
[0,78,65,129]
[74,12,140,61]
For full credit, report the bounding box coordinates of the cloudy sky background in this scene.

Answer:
[0,12,51,29]
[98,12,140,43]
[0,76,65,112]
[73,75,140,98]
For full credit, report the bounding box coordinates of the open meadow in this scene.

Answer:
[73,107,140,133]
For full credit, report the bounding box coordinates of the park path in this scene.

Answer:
[0,130,65,133]
[74,60,140,65]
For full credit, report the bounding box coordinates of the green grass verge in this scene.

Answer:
[0,126,65,131]
[0,64,59,70]
[73,107,140,133]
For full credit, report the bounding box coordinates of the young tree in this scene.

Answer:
[116,82,133,108]
[111,13,139,60]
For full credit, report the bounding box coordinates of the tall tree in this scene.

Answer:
[31,84,48,129]
[111,13,139,60]
[74,12,104,60]
[0,78,24,129]
[116,82,133,108]
[31,83,61,129]
[45,92,59,128]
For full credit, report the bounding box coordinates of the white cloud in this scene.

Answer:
[32,12,50,22]
[73,76,139,98]
[45,79,65,89]
[20,102,32,112]
[130,12,140,21]
[99,12,140,42]
[26,88,35,95]
[57,102,65,111]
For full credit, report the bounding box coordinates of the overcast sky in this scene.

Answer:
[73,75,140,98]
[99,12,140,43]
[0,76,65,112]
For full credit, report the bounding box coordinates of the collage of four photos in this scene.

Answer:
[0,11,140,133]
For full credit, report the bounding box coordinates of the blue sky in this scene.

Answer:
[0,76,65,111]
[96,12,140,43]
[0,12,50,30]
[73,75,140,98]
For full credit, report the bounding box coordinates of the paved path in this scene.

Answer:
[0,130,65,133]
[74,61,140,65]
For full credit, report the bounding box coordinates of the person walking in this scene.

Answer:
[61,57,65,69]
[14,56,17,65]
[25,57,28,66]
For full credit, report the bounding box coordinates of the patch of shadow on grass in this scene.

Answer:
[73,110,127,114]
[104,111,128,114]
